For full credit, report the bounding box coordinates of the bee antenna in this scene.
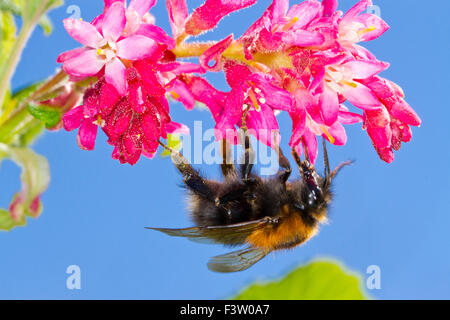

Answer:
[157,139,171,152]
[330,160,353,179]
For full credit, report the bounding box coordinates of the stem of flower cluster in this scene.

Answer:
[0,21,33,110]
[172,41,293,70]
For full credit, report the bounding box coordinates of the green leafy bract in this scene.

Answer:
[0,143,50,231]
[232,260,368,300]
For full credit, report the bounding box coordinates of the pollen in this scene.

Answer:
[171,91,180,99]
[248,89,261,112]
[93,115,105,127]
[282,16,299,31]
[96,48,104,56]
[358,25,376,36]
[341,80,358,88]
[321,126,335,144]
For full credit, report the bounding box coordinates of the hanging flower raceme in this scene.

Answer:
[55,0,420,165]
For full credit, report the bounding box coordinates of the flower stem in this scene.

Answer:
[0,21,33,109]
[172,41,292,70]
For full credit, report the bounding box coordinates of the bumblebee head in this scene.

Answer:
[291,139,352,210]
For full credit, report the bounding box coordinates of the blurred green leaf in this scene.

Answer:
[232,260,368,300]
[161,133,182,157]
[0,143,50,231]
[28,103,61,128]
[0,10,16,70]
[38,14,52,35]
[0,0,20,14]
[0,209,26,231]
[14,0,62,26]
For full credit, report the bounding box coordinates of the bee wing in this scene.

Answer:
[146,217,273,246]
[207,247,269,273]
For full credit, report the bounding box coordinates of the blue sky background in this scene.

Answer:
[0,0,449,299]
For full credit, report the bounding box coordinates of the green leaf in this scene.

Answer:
[28,103,61,128]
[232,260,368,300]
[0,209,26,231]
[0,143,50,231]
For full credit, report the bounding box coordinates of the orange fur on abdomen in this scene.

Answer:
[245,207,318,251]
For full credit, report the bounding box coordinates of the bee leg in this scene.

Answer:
[277,146,291,184]
[220,139,237,179]
[158,140,215,201]
[239,106,255,182]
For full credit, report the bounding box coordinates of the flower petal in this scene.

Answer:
[343,60,389,79]
[102,2,126,42]
[282,29,325,47]
[200,34,233,71]
[343,82,382,110]
[57,47,86,63]
[246,106,280,147]
[166,0,189,37]
[389,100,421,127]
[356,13,389,41]
[321,0,338,17]
[224,61,252,89]
[303,128,318,164]
[271,0,289,24]
[166,79,196,110]
[136,24,176,49]
[63,106,84,131]
[166,121,190,135]
[117,35,157,60]
[129,0,156,18]
[62,48,105,77]
[184,76,226,122]
[185,0,257,36]
[324,121,347,145]
[77,119,98,150]
[342,0,371,22]
[63,19,106,48]
[319,85,339,126]
[105,58,127,95]
[338,110,363,124]
[287,0,322,29]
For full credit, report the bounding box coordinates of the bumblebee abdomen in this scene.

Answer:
[245,207,319,251]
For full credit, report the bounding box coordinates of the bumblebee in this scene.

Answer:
[147,117,350,273]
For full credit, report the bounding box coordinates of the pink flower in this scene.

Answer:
[310,53,388,126]
[58,1,162,95]
[288,86,362,163]
[360,76,421,162]
[62,50,197,164]
[337,0,389,47]
[189,61,294,147]
[63,80,120,151]
[240,0,325,59]
[185,0,257,36]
